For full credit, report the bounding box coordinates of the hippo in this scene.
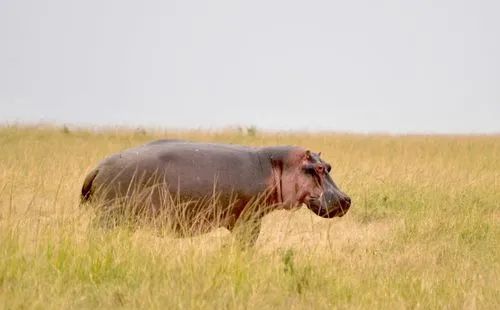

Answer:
[81,140,351,245]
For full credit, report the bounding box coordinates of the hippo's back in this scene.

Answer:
[83,141,272,204]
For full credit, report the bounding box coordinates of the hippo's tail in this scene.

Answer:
[81,169,99,203]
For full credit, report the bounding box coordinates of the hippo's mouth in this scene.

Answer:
[305,197,348,218]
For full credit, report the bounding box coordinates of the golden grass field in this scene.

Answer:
[0,125,499,309]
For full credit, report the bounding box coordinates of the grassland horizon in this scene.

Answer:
[0,124,498,309]
[3,121,500,136]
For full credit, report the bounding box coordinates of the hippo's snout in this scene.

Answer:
[318,191,351,218]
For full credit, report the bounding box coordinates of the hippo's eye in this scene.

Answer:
[316,165,324,174]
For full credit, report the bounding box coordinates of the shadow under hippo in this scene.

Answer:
[81,140,351,245]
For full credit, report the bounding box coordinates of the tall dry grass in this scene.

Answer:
[0,125,499,309]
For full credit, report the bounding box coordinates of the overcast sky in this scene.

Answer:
[1,0,499,133]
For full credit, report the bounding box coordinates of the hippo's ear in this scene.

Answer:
[318,152,321,157]
[305,150,312,160]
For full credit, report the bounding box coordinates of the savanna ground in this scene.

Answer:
[0,125,498,309]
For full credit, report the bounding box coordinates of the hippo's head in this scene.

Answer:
[279,149,351,218]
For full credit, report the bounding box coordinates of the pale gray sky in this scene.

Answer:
[1,0,499,133]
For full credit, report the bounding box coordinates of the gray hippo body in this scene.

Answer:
[82,140,351,244]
